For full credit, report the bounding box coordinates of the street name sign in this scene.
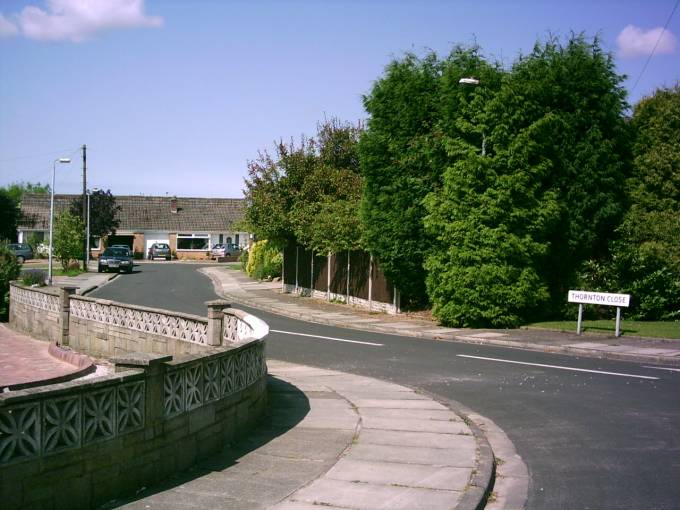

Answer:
[568,290,632,337]
[568,291,630,308]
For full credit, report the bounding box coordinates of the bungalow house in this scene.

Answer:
[17,193,249,260]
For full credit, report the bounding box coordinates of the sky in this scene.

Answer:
[1,0,678,199]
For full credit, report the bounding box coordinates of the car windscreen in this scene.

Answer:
[104,248,128,257]
[155,244,169,249]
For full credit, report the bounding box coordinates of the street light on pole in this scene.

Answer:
[458,77,486,156]
[86,187,99,269]
[48,157,72,286]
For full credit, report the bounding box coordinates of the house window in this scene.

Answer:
[226,237,232,245]
[235,234,239,246]
[219,234,223,244]
[89,236,102,250]
[177,233,209,250]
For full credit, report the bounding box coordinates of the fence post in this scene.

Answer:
[206,299,229,346]
[327,253,331,301]
[368,254,373,312]
[57,285,77,346]
[281,248,286,293]
[295,246,299,293]
[310,251,314,296]
[346,250,350,304]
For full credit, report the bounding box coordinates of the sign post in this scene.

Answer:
[568,290,631,337]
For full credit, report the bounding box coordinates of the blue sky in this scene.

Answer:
[1,0,678,198]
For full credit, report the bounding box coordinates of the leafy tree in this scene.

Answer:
[359,46,500,308]
[1,181,50,204]
[612,85,680,319]
[53,212,85,271]
[244,118,363,254]
[424,35,630,327]
[69,189,121,239]
[0,246,21,320]
[0,182,50,243]
[0,190,20,242]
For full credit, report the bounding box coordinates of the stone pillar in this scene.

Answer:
[112,352,173,427]
[57,285,77,346]
[205,299,230,346]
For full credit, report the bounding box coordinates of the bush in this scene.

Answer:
[21,269,46,287]
[0,246,21,320]
[240,249,249,272]
[245,240,282,280]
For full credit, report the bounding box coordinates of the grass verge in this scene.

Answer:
[525,320,680,339]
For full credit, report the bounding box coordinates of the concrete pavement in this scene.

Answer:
[201,266,680,366]
[106,361,494,510]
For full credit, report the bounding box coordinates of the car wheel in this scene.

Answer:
[98,266,103,273]
[16,255,24,263]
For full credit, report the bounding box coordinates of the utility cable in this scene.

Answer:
[630,0,679,95]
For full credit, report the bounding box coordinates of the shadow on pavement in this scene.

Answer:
[100,375,310,509]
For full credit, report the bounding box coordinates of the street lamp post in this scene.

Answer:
[86,188,99,269]
[48,158,72,285]
[459,77,486,156]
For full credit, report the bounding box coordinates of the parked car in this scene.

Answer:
[6,243,33,263]
[211,243,241,259]
[110,244,132,254]
[148,243,171,260]
[98,247,134,273]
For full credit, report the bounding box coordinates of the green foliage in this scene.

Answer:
[69,189,121,238]
[0,246,21,319]
[0,181,50,204]
[244,118,364,254]
[21,270,46,287]
[240,249,249,272]
[423,35,630,327]
[53,212,85,271]
[611,85,680,319]
[245,240,282,280]
[0,190,20,242]
[360,46,501,308]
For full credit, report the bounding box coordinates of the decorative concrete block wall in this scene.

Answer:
[3,285,269,510]
[9,283,74,344]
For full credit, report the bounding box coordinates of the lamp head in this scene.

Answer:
[459,77,480,85]
[58,158,71,164]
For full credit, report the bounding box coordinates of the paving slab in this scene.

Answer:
[285,478,462,510]
[326,458,472,491]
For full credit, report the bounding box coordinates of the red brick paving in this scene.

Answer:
[0,323,81,390]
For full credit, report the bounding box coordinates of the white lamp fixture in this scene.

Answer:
[48,158,72,285]
[458,77,485,156]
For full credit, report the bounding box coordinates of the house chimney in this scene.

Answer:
[170,196,178,214]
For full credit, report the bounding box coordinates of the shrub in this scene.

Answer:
[245,240,282,280]
[240,249,249,272]
[21,269,46,287]
[0,246,21,320]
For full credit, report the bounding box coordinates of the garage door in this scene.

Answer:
[145,232,170,259]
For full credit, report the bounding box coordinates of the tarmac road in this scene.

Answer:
[91,263,680,510]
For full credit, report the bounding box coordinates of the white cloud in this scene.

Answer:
[0,14,19,38]
[4,0,162,42]
[617,24,677,58]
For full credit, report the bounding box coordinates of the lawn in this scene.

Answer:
[525,320,680,339]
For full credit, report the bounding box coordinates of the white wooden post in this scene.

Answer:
[615,307,622,337]
[577,303,583,335]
